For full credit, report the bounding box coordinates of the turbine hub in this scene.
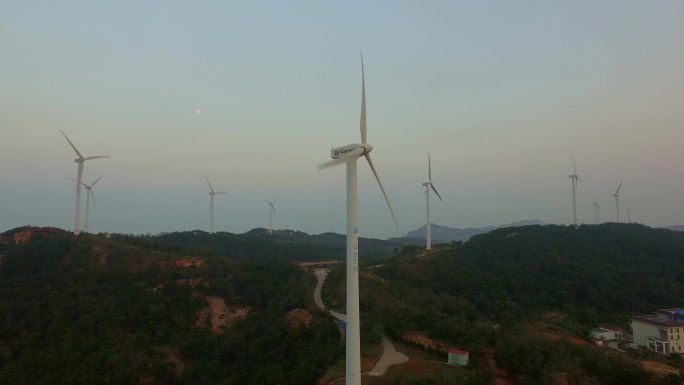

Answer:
[330,143,372,159]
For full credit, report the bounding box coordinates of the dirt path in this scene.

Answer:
[313,269,328,311]
[367,336,409,376]
[312,268,405,377]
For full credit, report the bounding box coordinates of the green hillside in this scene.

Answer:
[3,224,684,385]
[0,229,341,385]
[322,223,684,384]
[118,228,401,261]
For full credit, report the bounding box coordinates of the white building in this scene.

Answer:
[591,324,623,341]
[631,309,684,355]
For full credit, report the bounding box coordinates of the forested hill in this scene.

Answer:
[316,223,684,384]
[0,229,341,385]
[124,228,402,261]
[378,223,684,325]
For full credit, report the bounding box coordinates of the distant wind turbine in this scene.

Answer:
[613,182,623,222]
[72,175,104,234]
[60,130,110,235]
[317,53,398,385]
[568,156,581,226]
[423,154,443,250]
[592,200,600,224]
[205,177,226,234]
[264,200,276,235]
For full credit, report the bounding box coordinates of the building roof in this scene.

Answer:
[632,314,684,328]
[448,348,468,356]
[598,324,623,332]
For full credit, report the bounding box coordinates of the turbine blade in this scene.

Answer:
[205,176,214,193]
[428,154,432,182]
[60,130,84,159]
[271,205,276,216]
[576,175,581,184]
[91,174,104,186]
[214,192,227,194]
[317,157,350,170]
[615,181,623,195]
[572,153,577,175]
[364,153,399,233]
[90,190,96,207]
[83,155,110,161]
[360,51,367,144]
[431,184,443,201]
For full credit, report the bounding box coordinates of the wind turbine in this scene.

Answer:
[60,130,110,235]
[592,200,600,224]
[264,200,276,235]
[613,182,622,222]
[568,156,581,226]
[317,53,398,385]
[423,154,443,250]
[205,177,226,234]
[72,175,104,234]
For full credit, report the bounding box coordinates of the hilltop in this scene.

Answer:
[394,219,546,243]
[119,227,403,262]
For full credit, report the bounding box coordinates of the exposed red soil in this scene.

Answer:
[287,308,312,329]
[382,358,447,378]
[641,360,679,375]
[402,331,451,354]
[13,226,69,244]
[195,296,249,333]
[175,258,206,268]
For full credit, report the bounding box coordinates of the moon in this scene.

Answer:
[195,108,201,115]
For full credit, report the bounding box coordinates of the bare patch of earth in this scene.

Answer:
[195,296,249,333]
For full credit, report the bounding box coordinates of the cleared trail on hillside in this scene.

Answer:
[312,268,407,377]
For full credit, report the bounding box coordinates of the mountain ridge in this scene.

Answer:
[395,219,546,243]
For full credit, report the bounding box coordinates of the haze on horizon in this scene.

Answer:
[1,1,683,239]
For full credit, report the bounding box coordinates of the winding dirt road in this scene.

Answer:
[312,268,407,376]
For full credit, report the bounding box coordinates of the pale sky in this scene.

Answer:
[1,1,683,239]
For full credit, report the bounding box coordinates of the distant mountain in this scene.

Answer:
[133,227,402,261]
[665,225,684,232]
[396,219,546,243]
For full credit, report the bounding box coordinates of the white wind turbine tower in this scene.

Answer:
[60,130,110,235]
[568,156,581,226]
[72,175,104,234]
[592,200,600,224]
[318,53,399,385]
[264,200,276,235]
[423,154,443,250]
[613,182,623,222]
[205,177,226,234]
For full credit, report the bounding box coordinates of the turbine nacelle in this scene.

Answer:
[331,143,372,160]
